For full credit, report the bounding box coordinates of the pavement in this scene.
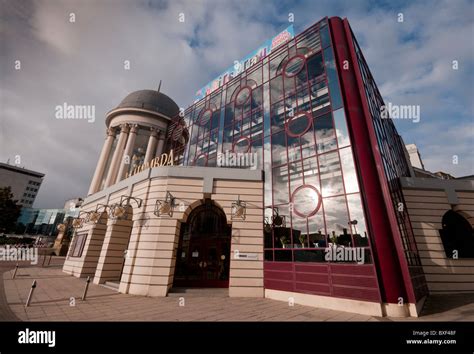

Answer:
[1,260,473,322]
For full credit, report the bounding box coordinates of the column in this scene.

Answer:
[88,127,116,195]
[104,124,129,188]
[155,131,166,157]
[144,128,159,164]
[117,124,138,181]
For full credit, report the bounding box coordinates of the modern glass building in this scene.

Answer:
[63,16,435,317]
[175,17,428,308]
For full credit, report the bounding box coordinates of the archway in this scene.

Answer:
[439,210,474,258]
[173,200,231,288]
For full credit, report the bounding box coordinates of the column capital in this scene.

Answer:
[150,127,159,138]
[129,124,139,134]
[106,127,116,137]
[120,123,130,133]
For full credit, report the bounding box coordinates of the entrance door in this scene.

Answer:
[174,201,231,288]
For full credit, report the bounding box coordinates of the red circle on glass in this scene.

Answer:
[234,86,252,107]
[199,109,213,126]
[286,111,313,137]
[172,125,184,141]
[283,55,306,78]
[194,153,208,166]
[291,185,322,218]
[232,136,250,153]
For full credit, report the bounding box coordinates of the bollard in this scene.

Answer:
[25,280,37,308]
[82,276,91,301]
[12,263,19,279]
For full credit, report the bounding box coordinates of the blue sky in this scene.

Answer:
[1,0,473,208]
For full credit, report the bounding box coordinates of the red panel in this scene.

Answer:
[331,275,378,289]
[332,285,380,302]
[264,261,293,271]
[264,270,293,281]
[329,264,375,276]
[295,282,331,295]
[294,264,329,274]
[295,272,330,284]
[264,279,293,292]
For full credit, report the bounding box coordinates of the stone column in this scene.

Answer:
[155,131,166,157]
[104,124,129,188]
[144,128,159,164]
[88,127,116,195]
[117,124,138,181]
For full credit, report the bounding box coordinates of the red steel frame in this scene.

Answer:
[329,16,421,304]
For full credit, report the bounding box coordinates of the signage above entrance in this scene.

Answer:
[125,150,174,179]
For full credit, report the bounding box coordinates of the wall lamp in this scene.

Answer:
[87,204,110,224]
[154,192,176,217]
[231,195,246,220]
[109,196,143,220]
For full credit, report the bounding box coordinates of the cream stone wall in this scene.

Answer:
[63,166,264,298]
[401,177,474,294]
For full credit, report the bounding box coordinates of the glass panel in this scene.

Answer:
[301,128,316,158]
[288,160,304,195]
[291,215,308,248]
[323,195,352,246]
[310,81,330,114]
[307,212,326,248]
[271,130,287,165]
[307,53,324,84]
[302,157,320,189]
[320,25,330,49]
[271,101,286,133]
[323,47,343,110]
[346,193,369,246]
[287,134,300,162]
[263,136,272,206]
[318,151,344,197]
[272,165,289,204]
[333,108,350,148]
[274,250,292,261]
[340,147,359,194]
[314,112,337,153]
[270,75,284,103]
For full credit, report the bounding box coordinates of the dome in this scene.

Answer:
[115,89,179,118]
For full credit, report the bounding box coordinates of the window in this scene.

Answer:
[70,232,87,257]
[439,210,474,258]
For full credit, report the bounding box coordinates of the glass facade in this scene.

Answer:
[181,18,372,265]
[350,31,421,267]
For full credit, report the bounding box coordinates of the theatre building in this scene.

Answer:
[61,17,474,317]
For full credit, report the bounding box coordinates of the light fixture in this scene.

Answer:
[87,204,109,224]
[154,192,176,217]
[108,196,143,220]
[231,195,246,220]
[72,217,84,229]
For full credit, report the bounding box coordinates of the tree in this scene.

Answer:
[0,187,22,233]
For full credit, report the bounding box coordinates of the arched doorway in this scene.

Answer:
[173,200,231,288]
[439,210,474,258]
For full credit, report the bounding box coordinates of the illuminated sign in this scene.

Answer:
[125,150,174,178]
[194,25,294,102]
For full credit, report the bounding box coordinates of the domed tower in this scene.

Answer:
[87,87,182,195]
